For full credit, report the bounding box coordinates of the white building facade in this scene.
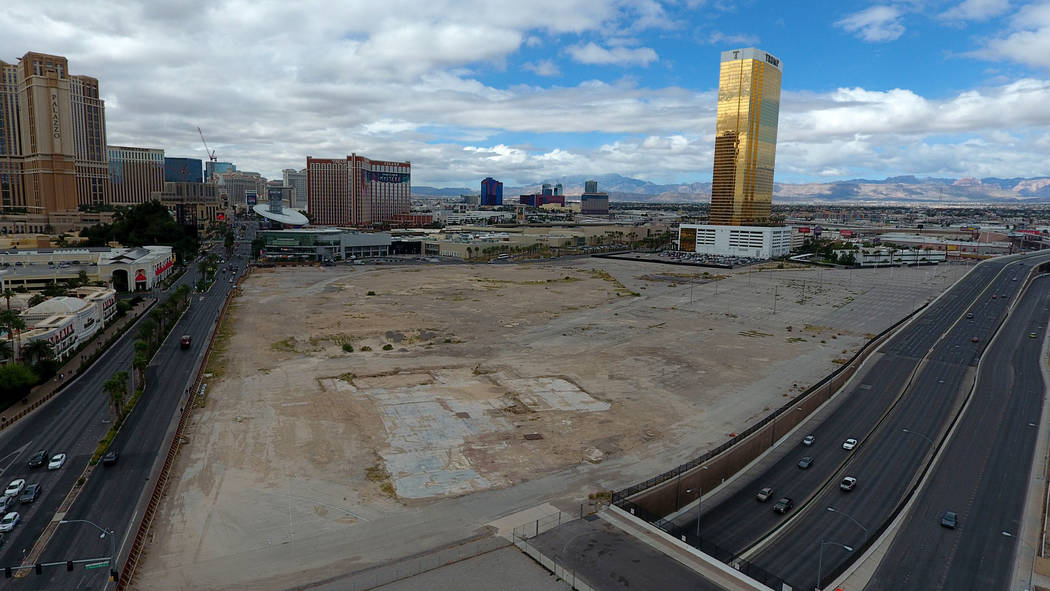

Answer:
[677,224,792,258]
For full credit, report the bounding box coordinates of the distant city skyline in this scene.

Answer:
[2,1,1049,188]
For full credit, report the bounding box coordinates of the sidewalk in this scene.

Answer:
[0,297,156,430]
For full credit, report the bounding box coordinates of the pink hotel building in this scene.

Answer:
[306,154,411,227]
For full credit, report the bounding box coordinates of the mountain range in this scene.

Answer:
[412,174,1050,204]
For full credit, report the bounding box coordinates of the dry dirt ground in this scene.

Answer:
[134,258,959,590]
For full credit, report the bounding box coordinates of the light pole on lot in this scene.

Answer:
[684,467,708,542]
[816,539,853,591]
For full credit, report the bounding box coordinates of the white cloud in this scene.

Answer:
[523,60,561,76]
[705,31,760,45]
[970,1,1050,71]
[939,0,1010,21]
[835,5,906,42]
[566,42,659,66]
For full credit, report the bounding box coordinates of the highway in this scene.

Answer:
[863,274,1050,590]
[665,253,1050,588]
[0,240,243,588]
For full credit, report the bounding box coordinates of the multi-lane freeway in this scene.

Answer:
[0,240,244,589]
[665,253,1050,589]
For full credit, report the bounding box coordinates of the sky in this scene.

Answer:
[3,0,1050,187]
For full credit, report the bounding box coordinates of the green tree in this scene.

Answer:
[103,370,130,420]
[0,363,38,404]
[0,309,25,359]
[20,339,53,366]
[1,288,14,311]
[0,340,12,361]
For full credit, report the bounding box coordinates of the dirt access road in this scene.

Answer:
[134,257,958,590]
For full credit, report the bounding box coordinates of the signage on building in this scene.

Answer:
[246,192,258,206]
[840,230,854,238]
[50,91,61,139]
[366,171,410,184]
[798,227,810,233]
[267,188,283,200]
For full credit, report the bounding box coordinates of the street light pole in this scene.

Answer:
[901,428,935,446]
[826,506,868,537]
[816,539,853,591]
[58,519,115,572]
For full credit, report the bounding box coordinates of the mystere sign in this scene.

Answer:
[366,171,409,184]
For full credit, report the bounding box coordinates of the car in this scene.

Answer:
[966,312,974,319]
[798,456,814,469]
[180,335,192,349]
[756,487,774,502]
[1030,333,1039,339]
[0,512,19,532]
[47,453,66,470]
[1013,277,1018,281]
[840,476,857,491]
[773,497,794,514]
[992,294,998,299]
[941,510,958,529]
[26,450,48,469]
[18,484,40,504]
[802,435,815,446]
[971,336,979,343]
[0,496,14,514]
[102,451,119,466]
[842,438,858,450]
[3,480,24,497]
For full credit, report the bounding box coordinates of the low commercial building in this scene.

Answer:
[19,314,77,361]
[21,296,101,346]
[258,228,391,262]
[0,245,174,292]
[72,286,117,324]
[833,247,947,266]
[677,224,792,259]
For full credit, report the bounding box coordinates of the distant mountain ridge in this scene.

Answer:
[413,174,1050,204]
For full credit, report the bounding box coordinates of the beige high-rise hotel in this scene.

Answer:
[0,51,108,213]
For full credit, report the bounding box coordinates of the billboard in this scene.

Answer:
[840,230,854,238]
[797,227,810,233]
[246,191,258,206]
[679,227,696,252]
[267,188,283,201]
[365,171,410,184]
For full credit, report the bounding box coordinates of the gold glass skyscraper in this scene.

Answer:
[709,48,782,226]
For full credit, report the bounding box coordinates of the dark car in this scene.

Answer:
[797,456,814,469]
[26,450,48,470]
[102,451,119,466]
[18,484,40,504]
[941,511,958,529]
[773,497,794,514]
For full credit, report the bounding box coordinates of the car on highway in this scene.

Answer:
[26,449,48,469]
[840,476,857,491]
[941,511,958,529]
[47,453,66,470]
[842,438,858,450]
[0,512,19,532]
[18,484,40,504]
[971,336,979,343]
[772,497,794,514]
[0,496,13,514]
[992,294,998,299]
[102,450,119,466]
[3,480,25,497]
[797,456,814,469]
[802,435,815,446]
[756,487,774,502]
[966,312,974,319]
[180,335,192,349]
[1030,332,1039,339]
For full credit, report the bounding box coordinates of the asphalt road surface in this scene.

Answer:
[863,274,1050,590]
[666,252,1050,588]
[0,242,245,589]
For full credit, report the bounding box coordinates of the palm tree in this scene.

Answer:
[21,339,53,366]
[0,309,26,360]
[1,288,14,311]
[103,370,129,420]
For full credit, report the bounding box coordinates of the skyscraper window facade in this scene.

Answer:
[306,154,410,228]
[108,145,164,205]
[709,48,782,226]
[480,177,503,206]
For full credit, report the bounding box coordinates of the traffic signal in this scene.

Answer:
[110,568,119,583]
[34,563,42,575]
[66,561,74,571]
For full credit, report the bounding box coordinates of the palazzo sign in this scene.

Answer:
[50,91,61,139]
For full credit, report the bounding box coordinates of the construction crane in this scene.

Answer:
[197,126,217,162]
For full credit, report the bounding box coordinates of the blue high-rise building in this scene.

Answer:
[164,157,203,183]
[481,177,503,206]
[206,161,235,181]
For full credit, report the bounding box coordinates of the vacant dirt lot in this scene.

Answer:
[135,258,958,590]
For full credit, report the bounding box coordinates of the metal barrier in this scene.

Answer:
[512,510,600,591]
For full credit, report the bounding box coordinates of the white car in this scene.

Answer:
[47,453,67,470]
[0,511,19,532]
[3,479,25,497]
[842,438,858,450]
